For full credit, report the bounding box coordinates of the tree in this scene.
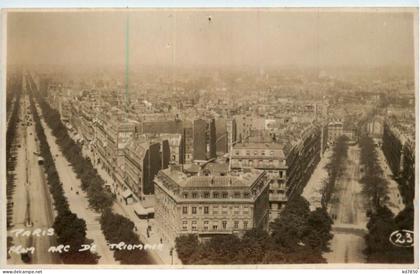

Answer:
[175,234,200,264]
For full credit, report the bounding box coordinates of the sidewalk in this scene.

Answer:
[73,131,181,265]
[375,147,405,215]
[302,149,332,210]
[37,106,117,264]
[92,156,181,265]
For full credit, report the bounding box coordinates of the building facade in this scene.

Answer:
[286,125,322,199]
[154,165,270,242]
[230,142,288,221]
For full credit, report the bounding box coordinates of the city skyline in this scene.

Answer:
[4,8,417,268]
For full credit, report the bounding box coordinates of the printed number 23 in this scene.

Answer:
[395,232,413,244]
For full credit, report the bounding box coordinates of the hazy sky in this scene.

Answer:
[6,9,417,70]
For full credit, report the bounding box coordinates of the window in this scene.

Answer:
[183,193,188,199]
[213,192,219,198]
[222,221,227,229]
[270,150,274,156]
[192,207,197,214]
[204,192,210,198]
[204,207,209,214]
[244,192,250,198]
[234,192,241,198]
[192,192,197,198]
[192,221,197,231]
[262,151,265,156]
[182,221,188,231]
[213,224,218,230]
[246,151,250,156]
[222,192,228,198]
[234,221,239,229]
[182,206,188,214]
[244,221,248,230]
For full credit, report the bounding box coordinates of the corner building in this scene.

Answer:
[154,165,270,241]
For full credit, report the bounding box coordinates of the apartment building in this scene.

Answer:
[154,164,270,241]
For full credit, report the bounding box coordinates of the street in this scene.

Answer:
[7,93,60,265]
[324,145,368,263]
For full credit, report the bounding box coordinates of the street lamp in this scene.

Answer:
[169,247,174,265]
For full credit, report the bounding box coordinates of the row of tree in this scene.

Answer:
[28,86,99,264]
[175,196,333,264]
[32,80,152,264]
[6,77,22,170]
[321,135,349,208]
[6,76,22,254]
[358,134,413,263]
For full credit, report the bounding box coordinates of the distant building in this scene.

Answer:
[123,137,171,196]
[208,118,217,159]
[382,120,415,204]
[154,164,270,241]
[327,120,343,144]
[159,133,184,165]
[214,118,228,156]
[193,119,208,161]
[285,125,322,199]
[227,118,237,151]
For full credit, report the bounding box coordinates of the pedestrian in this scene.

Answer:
[71,187,73,191]
[160,238,163,244]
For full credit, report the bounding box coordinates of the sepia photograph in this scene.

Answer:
[2,6,418,269]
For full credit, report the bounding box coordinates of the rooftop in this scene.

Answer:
[158,166,264,189]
